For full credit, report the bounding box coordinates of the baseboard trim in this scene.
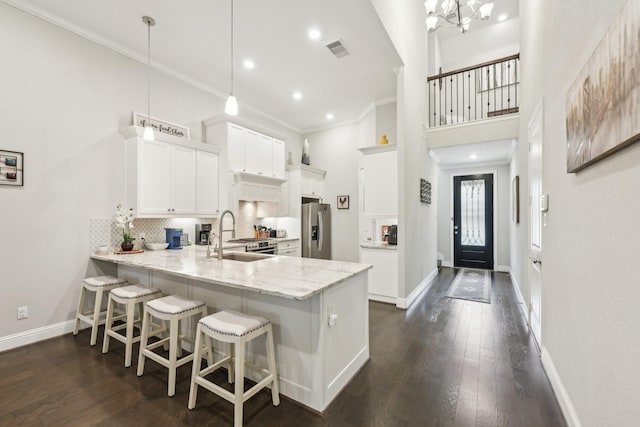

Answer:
[368,294,397,305]
[541,346,582,427]
[396,268,438,309]
[509,271,529,325]
[496,265,510,273]
[0,319,79,353]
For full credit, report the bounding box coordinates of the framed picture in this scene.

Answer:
[337,195,350,209]
[512,175,520,223]
[133,111,190,140]
[565,0,640,172]
[0,150,23,186]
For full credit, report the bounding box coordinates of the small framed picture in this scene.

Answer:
[0,150,23,187]
[337,195,350,209]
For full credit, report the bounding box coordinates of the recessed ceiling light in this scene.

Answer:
[243,60,255,70]
[498,14,508,21]
[326,113,334,120]
[470,154,477,159]
[308,28,321,40]
[293,91,303,100]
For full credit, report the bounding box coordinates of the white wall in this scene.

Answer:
[0,3,291,340]
[436,164,511,269]
[375,102,397,145]
[371,0,438,300]
[519,0,640,425]
[437,17,520,72]
[306,124,360,262]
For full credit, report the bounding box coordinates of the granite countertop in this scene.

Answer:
[359,242,398,250]
[91,246,371,301]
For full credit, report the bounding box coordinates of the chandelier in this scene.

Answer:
[424,0,494,33]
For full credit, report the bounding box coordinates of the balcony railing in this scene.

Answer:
[427,54,520,128]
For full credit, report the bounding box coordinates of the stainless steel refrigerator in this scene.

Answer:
[302,202,331,259]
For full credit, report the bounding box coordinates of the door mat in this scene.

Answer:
[446,268,491,304]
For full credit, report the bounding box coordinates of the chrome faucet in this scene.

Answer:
[213,210,236,260]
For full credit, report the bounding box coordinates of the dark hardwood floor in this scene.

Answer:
[0,268,566,426]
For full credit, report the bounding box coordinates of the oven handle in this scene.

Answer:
[247,247,276,254]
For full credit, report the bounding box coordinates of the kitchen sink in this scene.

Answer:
[220,252,271,262]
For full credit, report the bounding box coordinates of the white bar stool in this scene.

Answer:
[73,275,127,346]
[137,294,212,397]
[102,284,162,367]
[188,310,280,427]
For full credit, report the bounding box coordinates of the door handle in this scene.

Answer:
[533,260,542,265]
[317,211,323,252]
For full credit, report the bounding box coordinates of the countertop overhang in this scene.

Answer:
[91,246,371,301]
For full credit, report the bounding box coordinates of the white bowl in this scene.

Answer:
[145,242,169,251]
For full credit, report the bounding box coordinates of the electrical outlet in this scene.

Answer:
[17,306,28,320]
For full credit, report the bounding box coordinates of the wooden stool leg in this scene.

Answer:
[168,317,179,397]
[228,342,235,384]
[101,294,115,354]
[233,341,245,427]
[266,325,280,406]
[90,289,104,346]
[124,300,136,368]
[205,335,214,367]
[137,309,150,376]
[73,285,86,336]
[188,324,204,410]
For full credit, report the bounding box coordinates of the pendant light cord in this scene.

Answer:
[147,19,151,123]
[230,0,234,95]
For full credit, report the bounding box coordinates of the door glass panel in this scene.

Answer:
[461,179,485,246]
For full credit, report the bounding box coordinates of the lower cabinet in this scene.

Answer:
[359,247,398,304]
[277,239,300,257]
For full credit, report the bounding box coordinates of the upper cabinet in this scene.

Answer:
[359,144,397,216]
[211,122,286,180]
[120,126,220,217]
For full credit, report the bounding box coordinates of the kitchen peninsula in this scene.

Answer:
[91,247,371,412]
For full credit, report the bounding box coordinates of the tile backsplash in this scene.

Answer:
[89,217,218,253]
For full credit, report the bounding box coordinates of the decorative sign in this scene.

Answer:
[133,112,190,140]
[420,179,432,204]
[0,150,23,186]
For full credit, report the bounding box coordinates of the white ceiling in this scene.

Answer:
[7,0,520,133]
[429,139,516,168]
[9,0,403,132]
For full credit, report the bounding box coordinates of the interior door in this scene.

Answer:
[528,103,543,348]
[453,174,494,270]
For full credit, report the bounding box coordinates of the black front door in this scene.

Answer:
[453,174,494,270]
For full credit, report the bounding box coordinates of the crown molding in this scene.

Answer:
[2,0,303,134]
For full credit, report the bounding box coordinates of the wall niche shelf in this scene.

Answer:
[358,144,397,155]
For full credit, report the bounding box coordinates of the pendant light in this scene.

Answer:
[142,16,156,140]
[224,0,239,116]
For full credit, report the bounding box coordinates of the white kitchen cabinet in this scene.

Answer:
[272,139,286,179]
[277,239,300,257]
[287,165,327,220]
[171,145,197,214]
[227,123,245,172]
[359,144,397,216]
[138,138,172,215]
[121,126,220,217]
[243,131,273,177]
[360,247,398,303]
[216,122,282,178]
[196,150,220,216]
[298,166,326,198]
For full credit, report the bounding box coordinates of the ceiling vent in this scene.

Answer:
[325,39,351,59]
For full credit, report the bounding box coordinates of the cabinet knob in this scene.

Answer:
[167,208,171,212]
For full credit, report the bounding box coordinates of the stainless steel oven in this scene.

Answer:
[246,240,276,254]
